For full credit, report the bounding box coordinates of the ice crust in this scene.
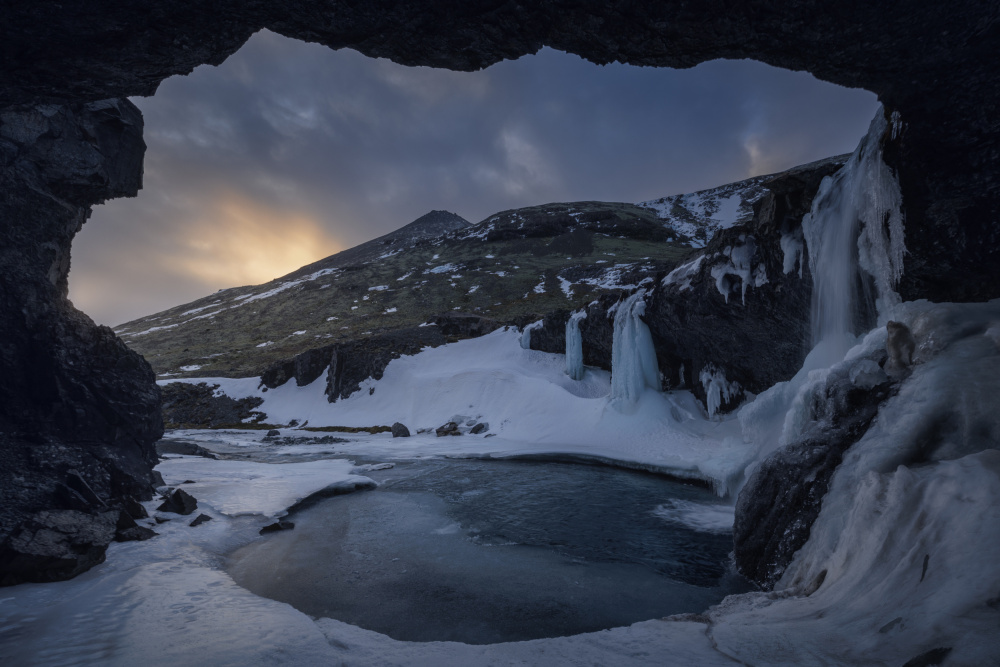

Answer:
[157,458,374,518]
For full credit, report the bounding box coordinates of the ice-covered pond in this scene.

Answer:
[226,458,751,644]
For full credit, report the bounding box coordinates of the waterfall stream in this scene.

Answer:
[800,109,905,364]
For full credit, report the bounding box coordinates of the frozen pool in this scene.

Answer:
[226,458,751,644]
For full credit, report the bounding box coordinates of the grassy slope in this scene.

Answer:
[118,201,692,379]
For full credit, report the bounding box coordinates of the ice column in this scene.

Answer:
[609,290,661,410]
[801,109,905,363]
[520,320,542,350]
[565,310,587,381]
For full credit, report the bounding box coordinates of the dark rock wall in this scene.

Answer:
[0,101,162,584]
[160,382,264,429]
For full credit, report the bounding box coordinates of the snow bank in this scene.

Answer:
[164,328,753,492]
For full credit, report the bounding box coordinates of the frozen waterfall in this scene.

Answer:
[565,310,587,381]
[609,290,660,410]
[801,108,905,365]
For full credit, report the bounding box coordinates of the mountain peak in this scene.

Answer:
[397,210,471,240]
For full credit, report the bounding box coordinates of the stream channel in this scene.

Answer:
[225,457,752,644]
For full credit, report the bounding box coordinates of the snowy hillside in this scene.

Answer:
[637,155,848,247]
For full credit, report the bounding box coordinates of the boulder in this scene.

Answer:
[114,511,156,542]
[435,422,461,437]
[0,510,118,585]
[470,423,488,435]
[189,514,212,527]
[156,488,198,516]
[391,422,410,438]
[259,521,295,535]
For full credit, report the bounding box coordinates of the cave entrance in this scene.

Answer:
[68,29,877,330]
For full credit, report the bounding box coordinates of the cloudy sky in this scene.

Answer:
[70,30,878,327]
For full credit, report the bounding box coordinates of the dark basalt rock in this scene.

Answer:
[436,422,461,437]
[114,510,156,542]
[189,514,212,527]
[156,488,198,516]
[259,520,295,534]
[733,351,895,588]
[391,422,411,438]
[0,101,161,586]
[0,510,119,585]
[432,312,502,340]
[154,439,219,459]
[160,382,264,428]
[470,422,488,435]
[645,156,845,407]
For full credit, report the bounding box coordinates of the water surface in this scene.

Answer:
[227,458,750,643]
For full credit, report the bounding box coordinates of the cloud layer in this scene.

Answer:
[70,30,878,326]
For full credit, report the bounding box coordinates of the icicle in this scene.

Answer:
[520,320,542,350]
[609,290,660,410]
[699,363,741,419]
[565,310,587,381]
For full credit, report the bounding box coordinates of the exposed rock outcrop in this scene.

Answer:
[0,101,161,585]
[160,382,264,428]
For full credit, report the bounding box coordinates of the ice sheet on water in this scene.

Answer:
[652,499,735,534]
[157,457,374,518]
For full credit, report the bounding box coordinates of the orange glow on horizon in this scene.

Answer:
[167,192,344,288]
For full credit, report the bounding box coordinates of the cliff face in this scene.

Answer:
[1,2,998,586]
[528,156,843,411]
[0,101,162,584]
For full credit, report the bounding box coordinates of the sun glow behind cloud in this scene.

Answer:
[170,192,343,287]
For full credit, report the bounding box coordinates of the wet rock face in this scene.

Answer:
[733,351,895,588]
[0,101,162,585]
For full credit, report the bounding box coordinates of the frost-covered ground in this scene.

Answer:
[2,301,999,665]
